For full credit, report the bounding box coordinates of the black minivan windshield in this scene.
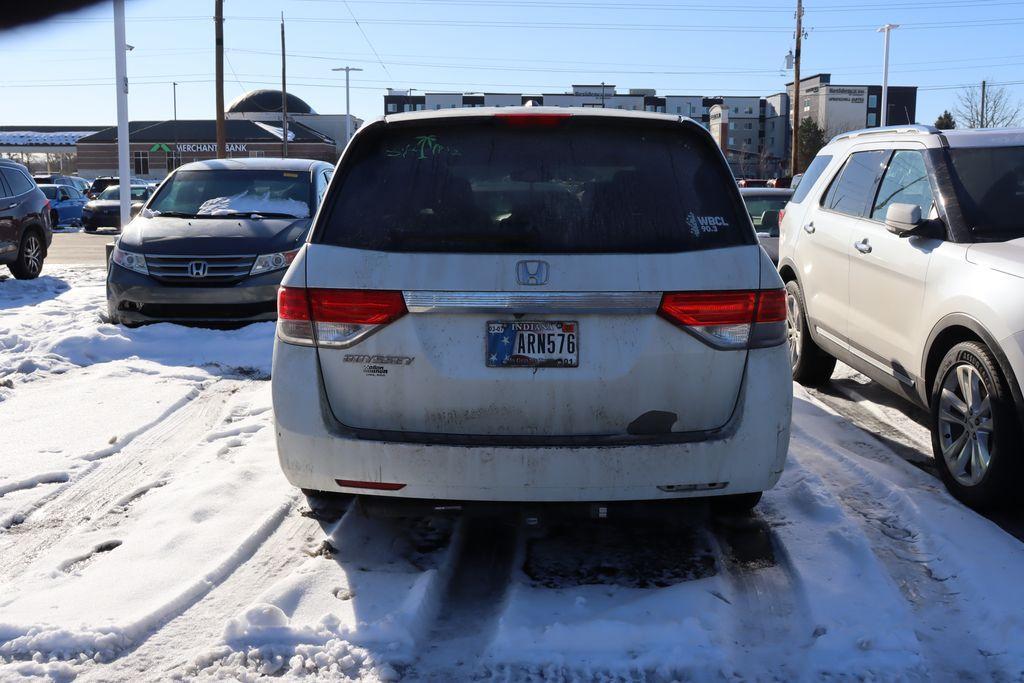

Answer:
[317,118,752,253]
[947,146,1024,239]
[148,169,313,219]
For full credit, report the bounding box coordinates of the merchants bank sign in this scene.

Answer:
[150,142,247,153]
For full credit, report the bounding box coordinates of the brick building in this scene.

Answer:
[76,119,337,181]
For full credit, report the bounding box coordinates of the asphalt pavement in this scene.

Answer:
[45,228,117,266]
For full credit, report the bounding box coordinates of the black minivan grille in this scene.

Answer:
[146,254,256,285]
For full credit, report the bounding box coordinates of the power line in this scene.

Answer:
[341,0,393,81]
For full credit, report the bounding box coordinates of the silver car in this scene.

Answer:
[778,125,1024,507]
[272,107,792,512]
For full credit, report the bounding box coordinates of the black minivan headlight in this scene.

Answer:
[111,245,149,275]
[250,249,299,276]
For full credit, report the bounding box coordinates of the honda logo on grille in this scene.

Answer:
[188,260,209,278]
[516,260,549,286]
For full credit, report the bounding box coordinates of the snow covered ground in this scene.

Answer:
[1,266,1023,682]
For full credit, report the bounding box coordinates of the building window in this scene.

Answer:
[728,136,735,145]
[768,136,774,145]
[867,113,877,127]
[386,103,397,113]
[132,151,149,175]
[250,150,266,158]
[745,107,753,114]
[869,95,878,108]
[675,106,682,113]
[166,150,182,172]
[745,122,753,130]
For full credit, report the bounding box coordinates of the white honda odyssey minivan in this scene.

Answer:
[272,107,792,512]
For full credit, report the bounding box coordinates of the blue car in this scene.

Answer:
[37,183,87,228]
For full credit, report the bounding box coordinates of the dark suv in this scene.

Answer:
[1,160,52,279]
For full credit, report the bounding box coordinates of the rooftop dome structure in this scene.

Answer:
[226,89,316,115]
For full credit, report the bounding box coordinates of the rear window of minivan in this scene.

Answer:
[316,117,753,253]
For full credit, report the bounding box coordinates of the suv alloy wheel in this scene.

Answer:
[10,229,44,279]
[930,341,1021,507]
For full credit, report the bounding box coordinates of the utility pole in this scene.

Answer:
[214,0,226,158]
[790,0,803,176]
[980,80,987,128]
[281,12,288,157]
[113,0,131,227]
[172,81,179,168]
[331,66,363,146]
[878,24,899,126]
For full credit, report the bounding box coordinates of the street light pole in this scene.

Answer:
[878,23,899,127]
[113,0,131,227]
[331,66,363,146]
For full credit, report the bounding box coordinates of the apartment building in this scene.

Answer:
[383,75,917,177]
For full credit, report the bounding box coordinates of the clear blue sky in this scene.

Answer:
[1,0,1022,128]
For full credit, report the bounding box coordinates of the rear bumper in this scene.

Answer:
[272,340,793,502]
[107,264,282,324]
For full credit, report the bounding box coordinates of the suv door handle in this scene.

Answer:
[5,203,17,210]
[803,222,816,234]
[854,239,872,254]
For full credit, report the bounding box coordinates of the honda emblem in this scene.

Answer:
[188,260,209,278]
[516,260,549,286]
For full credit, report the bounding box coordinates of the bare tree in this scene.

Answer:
[953,84,1023,128]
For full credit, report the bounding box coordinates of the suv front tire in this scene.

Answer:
[930,341,1021,507]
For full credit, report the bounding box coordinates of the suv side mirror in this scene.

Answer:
[885,203,922,236]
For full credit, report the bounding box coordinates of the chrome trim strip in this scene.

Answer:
[144,253,257,260]
[816,326,915,386]
[403,291,662,314]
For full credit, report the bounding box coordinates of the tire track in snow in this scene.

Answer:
[78,501,309,681]
[709,512,815,680]
[790,415,1003,681]
[408,516,519,681]
[0,379,238,580]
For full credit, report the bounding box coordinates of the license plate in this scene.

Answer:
[486,321,578,368]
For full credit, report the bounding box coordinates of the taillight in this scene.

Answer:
[657,289,787,349]
[277,287,407,348]
[495,113,571,128]
[778,208,786,225]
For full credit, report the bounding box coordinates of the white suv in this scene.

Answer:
[272,107,792,513]
[778,125,1024,506]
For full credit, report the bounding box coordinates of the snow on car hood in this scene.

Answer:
[119,214,312,255]
[966,236,1024,279]
[196,191,310,218]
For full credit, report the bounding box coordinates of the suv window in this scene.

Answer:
[871,150,935,221]
[947,145,1024,240]
[317,118,751,254]
[790,154,832,204]
[822,150,888,218]
[1,167,35,196]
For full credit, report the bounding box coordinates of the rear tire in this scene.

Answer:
[710,492,762,516]
[930,341,1020,508]
[785,280,836,386]
[9,229,44,280]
